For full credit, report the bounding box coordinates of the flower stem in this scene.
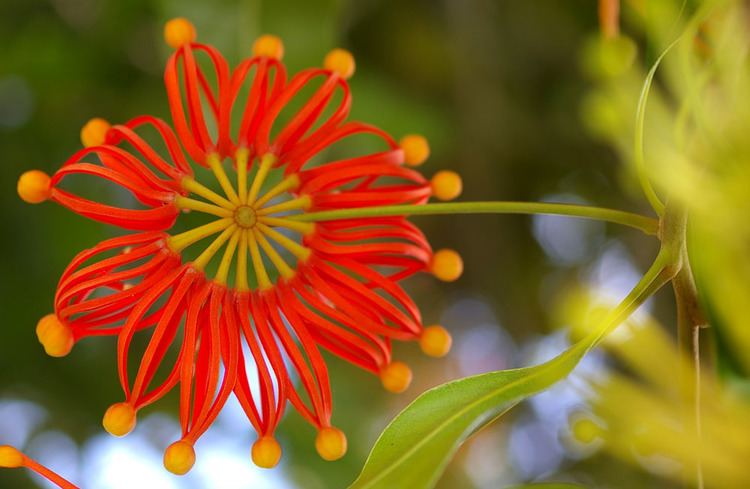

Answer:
[665,203,706,489]
[292,201,659,235]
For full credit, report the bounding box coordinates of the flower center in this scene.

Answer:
[234,205,257,228]
[168,151,313,291]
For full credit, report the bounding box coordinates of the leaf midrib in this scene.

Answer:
[353,348,582,489]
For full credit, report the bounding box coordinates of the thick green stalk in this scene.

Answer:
[292,201,659,235]
[661,201,706,489]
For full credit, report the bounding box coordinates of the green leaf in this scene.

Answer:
[633,36,680,216]
[348,249,674,489]
[348,340,590,489]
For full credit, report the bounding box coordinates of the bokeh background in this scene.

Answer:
[0,1,676,488]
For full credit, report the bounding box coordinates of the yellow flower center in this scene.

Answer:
[234,205,257,228]
[169,150,313,291]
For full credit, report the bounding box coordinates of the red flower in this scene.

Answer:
[16,17,463,475]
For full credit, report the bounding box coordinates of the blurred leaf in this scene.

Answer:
[349,248,672,489]
[633,36,679,216]
[505,484,586,489]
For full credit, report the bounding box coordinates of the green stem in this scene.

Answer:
[661,200,706,489]
[579,244,677,353]
[292,201,659,235]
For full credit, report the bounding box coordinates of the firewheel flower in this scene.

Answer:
[13,18,464,478]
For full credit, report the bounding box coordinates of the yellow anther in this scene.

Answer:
[192,224,238,271]
[248,231,272,290]
[167,218,233,253]
[17,170,52,204]
[207,153,240,205]
[247,153,277,205]
[257,223,311,261]
[236,230,250,292]
[419,325,452,358]
[259,216,314,236]
[164,18,196,49]
[400,134,430,166]
[253,228,295,280]
[571,417,602,444]
[181,177,234,209]
[80,117,111,148]
[236,148,250,203]
[254,174,301,208]
[323,48,355,80]
[257,195,312,216]
[0,446,24,468]
[253,35,284,60]
[251,436,282,469]
[380,361,412,393]
[315,427,347,462]
[35,314,73,358]
[163,440,196,475]
[430,170,462,201]
[215,229,240,285]
[430,248,463,282]
[174,196,233,218]
[102,402,136,437]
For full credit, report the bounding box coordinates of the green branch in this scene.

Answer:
[292,201,659,235]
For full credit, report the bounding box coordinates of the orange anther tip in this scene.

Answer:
[253,34,284,60]
[315,427,347,461]
[380,361,412,393]
[164,18,196,48]
[35,314,73,357]
[0,446,24,468]
[430,249,463,282]
[17,170,52,204]
[251,436,282,469]
[163,440,196,475]
[35,314,55,339]
[430,170,462,201]
[419,325,452,358]
[102,402,136,437]
[400,134,430,166]
[324,48,355,79]
[80,117,111,148]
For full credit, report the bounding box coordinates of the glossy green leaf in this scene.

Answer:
[349,249,673,489]
[348,340,590,489]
